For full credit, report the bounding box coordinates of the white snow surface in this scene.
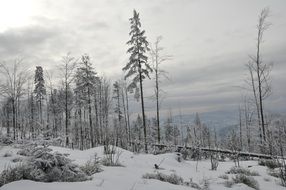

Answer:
[0,145,284,190]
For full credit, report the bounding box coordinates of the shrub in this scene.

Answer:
[268,169,280,178]
[143,172,183,185]
[102,145,123,167]
[0,145,89,187]
[11,157,23,163]
[181,148,190,160]
[263,177,271,182]
[17,144,37,156]
[0,136,13,145]
[0,164,28,186]
[226,166,259,176]
[267,160,286,187]
[176,153,182,162]
[258,159,281,169]
[219,154,226,162]
[224,180,234,188]
[279,160,286,187]
[219,174,229,180]
[80,153,102,176]
[232,174,259,190]
[201,178,210,190]
[3,151,12,157]
[184,179,201,189]
[210,155,219,170]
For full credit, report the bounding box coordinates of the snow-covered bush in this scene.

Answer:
[224,180,234,188]
[185,179,201,189]
[279,160,286,186]
[27,146,88,182]
[180,148,191,160]
[16,143,37,156]
[102,145,123,167]
[226,166,259,176]
[176,153,182,162]
[143,172,183,185]
[258,159,281,169]
[268,168,280,178]
[0,145,90,187]
[218,174,229,180]
[219,154,226,162]
[80,153,102,176]
[210,155,219,170]
[0,135,13,145]
[201,178,210,190]
[0,164,28,187]
[191,148,202,160]
[153,147,169,155]
[11,157,23,163]
[3,151,12,157]
[232,174,259,190]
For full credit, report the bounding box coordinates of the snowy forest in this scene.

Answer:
[0,1,286,190]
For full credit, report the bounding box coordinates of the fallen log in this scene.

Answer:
[152,144,280,160]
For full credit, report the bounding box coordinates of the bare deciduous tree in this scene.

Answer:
[59,53,77,146]
[150,36,171,144]
[0,60,29,139]
[246,7,272,145]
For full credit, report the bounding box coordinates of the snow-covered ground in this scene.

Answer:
[0,145,284,190]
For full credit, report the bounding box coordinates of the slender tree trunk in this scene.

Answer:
[79,108,84,150]
[40,97,43,128]
[31,95,35,139]
[88,88,94,147]
[155,69,160,144]
[65,82,69,146]
[94,93,98,144]
[99,82,103,144]
[239,107,243,150]
[139,66,148,153]
[116,88,122,146]
[12,98,16,140]
[121,87,129,144]
[256,33,266,142]
[249,67,263,145]
[125,86,131,146]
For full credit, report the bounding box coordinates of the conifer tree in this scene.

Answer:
[34,66,46,126]
[75,55,98,147]
[123,10,152,153]
[113,81,124,146]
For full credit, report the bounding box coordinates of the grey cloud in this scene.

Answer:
[0,0,286,118]
[0,26,57,56]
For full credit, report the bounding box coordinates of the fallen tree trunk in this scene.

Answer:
[152,144,281,160]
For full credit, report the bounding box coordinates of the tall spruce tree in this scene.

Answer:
[34,66,46,127]
[74,55,98,147]
[113,81,123,129]
[123,10,152,153]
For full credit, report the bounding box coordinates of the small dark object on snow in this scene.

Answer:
[155,164,159,169]
[248,166,252,168]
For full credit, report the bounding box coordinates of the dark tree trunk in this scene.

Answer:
[139,66,148,153]
[88,89,94,147]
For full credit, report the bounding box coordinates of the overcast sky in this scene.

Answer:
[0,0,285,118]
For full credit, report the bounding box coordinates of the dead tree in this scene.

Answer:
[246,8,272,145]
[150,36,171,144]
[0,60,28,140]
[59,53,77,146]
[247,8,272,149]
